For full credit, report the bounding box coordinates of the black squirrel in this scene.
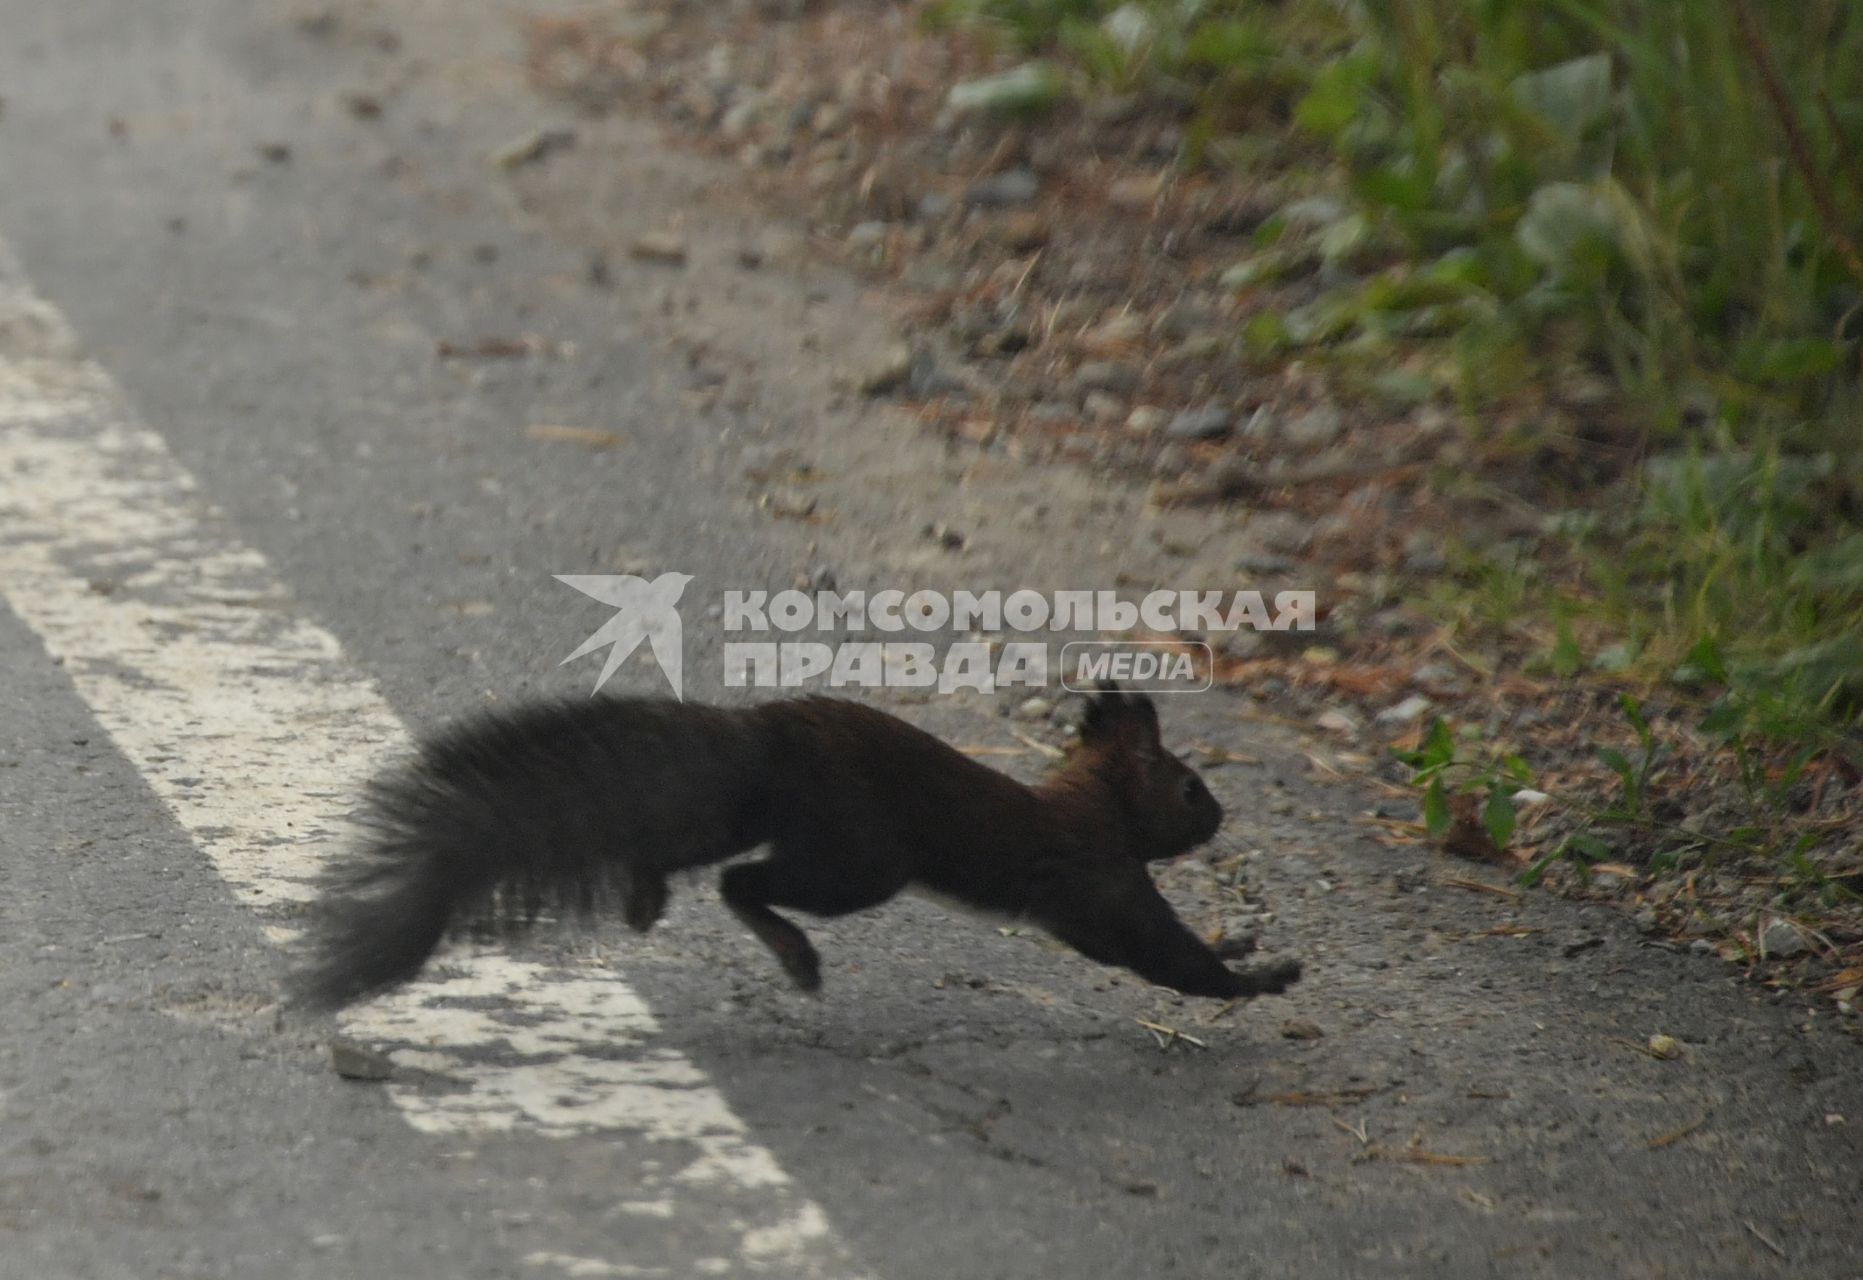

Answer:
[292,684,1301,1009]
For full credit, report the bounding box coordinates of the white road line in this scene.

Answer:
[0,239,860,1278]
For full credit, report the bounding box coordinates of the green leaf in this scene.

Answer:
[1517,852,1557,888]
[1734,337,1847,386]
[1597,746,1634,786]
[1509,53,1614,139]
[1422,776,1451,836]
[946,62,1065,117]
[1515,181,1627,278]
[1482,787,1518,850]
[1618,693,1649,741]
[1295,53,1377,138]
[1551,616,1582,677]
[1420,717,1456,769]
[1562,833,1612,863]
[1683,634,1729,685]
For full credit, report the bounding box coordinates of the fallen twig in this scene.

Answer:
[1648,1111,1710,1149]
[1135,1017,1207,1050]
[1008,729,1064,760]
[1366,1145,1491,1167]
[1438,876,1520,901]
[1744,1220,1787,1261]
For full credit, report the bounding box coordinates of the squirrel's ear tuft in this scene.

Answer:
[1079,682,1160,746]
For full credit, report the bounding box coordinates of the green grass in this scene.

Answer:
[927,0,1863,770]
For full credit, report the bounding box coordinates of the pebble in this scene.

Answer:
[1403,530,1447,574]
[1125,405,1168,434]
[1072,360,1140,394]
[857,343,914,396]
[1283,403,1345,448]
[1107,174,1163,209]
[1759,917,1808,960]
[1081,313,1145,352]
[628,232,689,266]
[719,97,762,142]
[965,167,1040,207]
[1249,510,1312,554]
[1375,694,1433,726]
[994,211,1050,251]
[1280,1019,1325,1041]
[329,1040,394,1081]
[907,352,969,399]
[1315,707,1361,735]
[1164,402,1232,440]
[1082,391,1126,424]
[915,191,955,221]
[845,220,888,249]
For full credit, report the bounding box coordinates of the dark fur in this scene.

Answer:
[292,686,1301,1009]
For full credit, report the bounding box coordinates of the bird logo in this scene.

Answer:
[555,571,694,698]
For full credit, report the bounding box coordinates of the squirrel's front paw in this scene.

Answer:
[776,940,823,994]
[1233,957,1301,996]
[1212,932,1258,960]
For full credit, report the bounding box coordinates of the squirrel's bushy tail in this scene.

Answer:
[291,698,772,1010]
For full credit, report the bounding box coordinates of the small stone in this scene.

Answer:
[1412,661,1461,687]
[329,1039,394,1081]
[1646,1034,1684,1060]
[1758,917,1808,960]
[908,352,969,399]
[858,344,914,396]
[1072,361,1140,394]
[1280,1019,1324,1041]
[1315,707,1361,735]
[1249,510,1311,554]
[994,212,1049,251]
[719,97,761,142]
[1283,403,1345,448]
[810,102,850,135]
[1014,697,1054,721]
[1080,313,1146,353]
[1689,938,1716,956]
[1240,405,1276,439]
[845,220,888,249]
[915,191,955,221]
[1107,174,1163,209]
[628,232,689,266]
[1375,694,1433,726]
[1125,405,1167,434]
[1634,906,1660,933]
[1165,402,1232,440]
[1403,531,1447,574]
[965,167,1040,207]
[1082,391,1126,424]
[488,127,575,170]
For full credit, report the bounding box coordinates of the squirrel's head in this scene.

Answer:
[1076,682,1223,862]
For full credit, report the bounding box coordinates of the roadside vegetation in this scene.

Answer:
[924,0,1861,938]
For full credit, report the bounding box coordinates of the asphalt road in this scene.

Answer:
[0,2,1858,1278]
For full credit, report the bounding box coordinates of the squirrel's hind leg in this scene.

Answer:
[718,855,906,992]
[720,863,823,991]
[622,866,669,933]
